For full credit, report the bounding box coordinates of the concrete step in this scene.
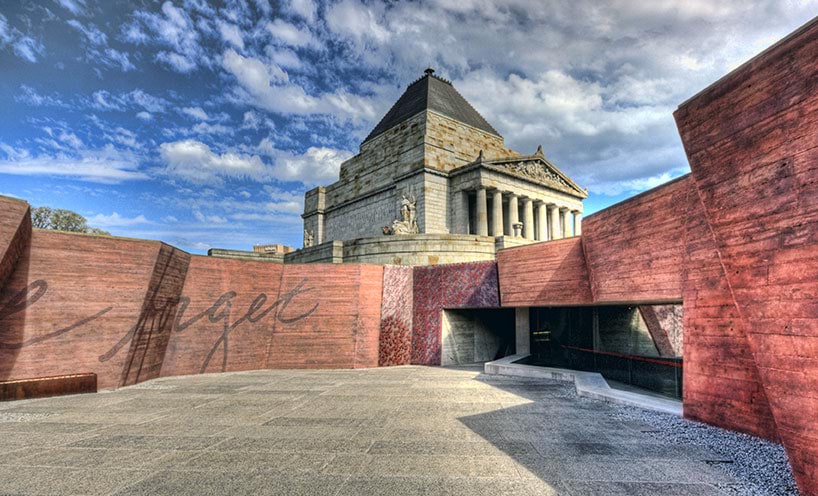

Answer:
[484,354,682,416]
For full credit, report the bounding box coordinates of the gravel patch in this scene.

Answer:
[598,397,798,496]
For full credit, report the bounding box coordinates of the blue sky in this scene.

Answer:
[1,1,816,253]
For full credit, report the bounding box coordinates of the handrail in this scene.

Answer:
[561,345,682,369]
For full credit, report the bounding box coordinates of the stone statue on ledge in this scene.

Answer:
[304,229,314,247]
[383,193,419,235]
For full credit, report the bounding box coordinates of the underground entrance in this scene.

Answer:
[440,308,516,366]
[518,304,684,399]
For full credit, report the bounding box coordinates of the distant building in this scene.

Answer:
[292,69,586,266]
[208,243,293,263]
[253,243,293,254]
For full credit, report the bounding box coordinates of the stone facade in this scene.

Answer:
[299,70,587,264]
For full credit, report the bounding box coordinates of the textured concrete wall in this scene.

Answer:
[120,244,190,386]
[0,231,168,389]
[412,261,500,365]
[162,260,384,374]
[0,196,31,289]
[680,190,776,441]
[441,309,514,365]
[378,266,414,366]
[675,17,818,494]
[160,256,284,377]
[581,175,688,304]
[0,231,385,389]
[497,237,593,307]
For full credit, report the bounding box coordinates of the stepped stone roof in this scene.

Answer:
[362,68,501,145]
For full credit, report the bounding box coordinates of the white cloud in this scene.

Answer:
[217,21,244,49]
[181,106,210,120]
[253,0,272,15]
[0,144,148,184]
[67,19,107,45]
[12,36,44,63]
[156,50,197,73]
[258,139,353,185]
[288,0,317,22]
[136,111,152,120]
[159,139,271,186]
[16,85,67,107]
[162,215,179,222]
[193,210,228,224]
[127,1,208,72]
[90,89,168,113]
[266,19,315,48]
[128,89,168,113]
[221,49,376,122]
[102,48,135,71]
[326,0,390,47]
[191,122,233,135]
[56,0,87,15]
[87,212,151,227]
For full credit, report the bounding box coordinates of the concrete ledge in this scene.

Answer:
[0,373,97,401]
[484,354,682,416]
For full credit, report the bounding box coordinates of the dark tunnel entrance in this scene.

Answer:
[440,308,516,366]
[519,304,684,399]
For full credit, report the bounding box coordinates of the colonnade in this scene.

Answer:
[470,187,581,240]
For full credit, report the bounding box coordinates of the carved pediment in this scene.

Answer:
[450,148,588,198]
[500,159,571,189]
[485,156,586,197]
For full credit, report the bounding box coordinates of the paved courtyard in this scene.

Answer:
[0,366,774,495]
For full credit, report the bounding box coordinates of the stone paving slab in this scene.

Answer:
[0,365,754,495]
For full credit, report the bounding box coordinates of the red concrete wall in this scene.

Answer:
[266,263,383,369]
[0,231,165,389]
[160,256,284,376]
[161,258,383,376]
[675,17,818,494]
[119,244,191,386]
[497,238,592,307]
[378,265,413,366]
[412,261,499,365]
[0,230,384,388]
[0,196,31,289]
[582,176,688,303]
[680,189,777,440]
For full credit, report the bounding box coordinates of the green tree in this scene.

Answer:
[31,206,111,236]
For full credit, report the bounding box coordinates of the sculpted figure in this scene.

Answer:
[383,193,419,235]
[304,229,314,247]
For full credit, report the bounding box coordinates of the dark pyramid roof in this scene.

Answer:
[362,68,501,145]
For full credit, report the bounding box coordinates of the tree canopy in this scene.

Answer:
[31,206,111,236]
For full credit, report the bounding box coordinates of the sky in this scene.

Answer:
[1,1,816,253]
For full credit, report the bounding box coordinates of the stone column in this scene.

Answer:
[523,198,534,240]
[491,190,504,237]
[548,204,559,240]
[560,207,571,238]
[508,194,519,237]
[475,188,489,236]
[515,307,530,355]
[536,202,547,241]
[454,190,470,235]
[573,211,582,236]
